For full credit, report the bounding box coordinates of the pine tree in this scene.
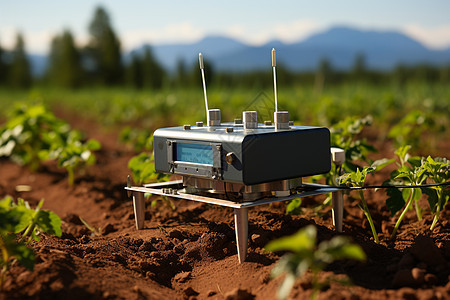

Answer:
[141,46,165,89]
[48,30,82,88]
[87,6,123,85]
[125,52,143,89]
[0,42,7,86]
[352,53,367,81]
[175,58,187,87]
[9,33,31,88]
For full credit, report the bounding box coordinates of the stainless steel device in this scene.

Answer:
[125,49,345,263]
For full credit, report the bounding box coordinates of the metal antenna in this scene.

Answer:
[272,48,278,112]
[199,53,209,121]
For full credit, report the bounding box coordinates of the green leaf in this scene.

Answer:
[35,210,62,237]
[386,188,405,216]
[277,273,296,300]
[87,139,101,151]
[408,156,423,168]
[286,198,302,215]
[395,145,412,165]
[402,188,421,203]
[266,225,316,253]
[422,187,438,212]
[370,158,395,172]
[11,206,33,233]
[319,236,366,262]
[0,233,35,270]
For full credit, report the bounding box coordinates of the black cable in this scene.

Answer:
[334,181,450,190]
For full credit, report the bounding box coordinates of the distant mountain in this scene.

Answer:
[28,26,450,76]
[137,35,247,71]
[28,54,48,77]
[212,26,450,71]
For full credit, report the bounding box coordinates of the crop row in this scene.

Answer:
[0,84,449,298]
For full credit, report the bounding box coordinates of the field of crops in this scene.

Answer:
[0,81,449,299]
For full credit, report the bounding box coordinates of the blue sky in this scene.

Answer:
[1,0,450,54]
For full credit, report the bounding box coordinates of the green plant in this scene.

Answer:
[386,146,428,239]
[0,196,61,289]
[388,110,434,150]
[128,152,173,209]
[41,130,101,186]
[266,225,366,300]
[0,103,101,186]
[329,115,377,172]
[339,159,393,243]
[303,116,377,217]
[119,126,153,152]
[421,156,449,231]
[0,103,69,171]
[128,152,169,185]
[285,198,302,215]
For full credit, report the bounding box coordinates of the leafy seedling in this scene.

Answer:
[0,103,70,171]
[388,110,434,151]
[386,146,428,239]
[128,152,170,185]
[329,115,377,172]
[0,196,61,289]
[128,153,173,209]
[266,225,366,300]
[0,103,101,186]
[339,158,393,243]
[421,156,450,231]
[42,130,101,186]
[307,116,377,216]
[119,126,153,152]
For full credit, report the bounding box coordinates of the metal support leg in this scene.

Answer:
[234,207,248,263]
[133,192,145,230]
[332,191,343,232]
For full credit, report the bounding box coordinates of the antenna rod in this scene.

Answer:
[199,53,209,120]
[272,48,278,112]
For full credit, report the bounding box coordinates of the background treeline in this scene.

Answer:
[0,6,449,90]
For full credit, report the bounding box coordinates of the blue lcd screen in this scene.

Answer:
[175,143,213,165]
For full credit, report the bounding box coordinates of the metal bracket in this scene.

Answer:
[125,180,340,263]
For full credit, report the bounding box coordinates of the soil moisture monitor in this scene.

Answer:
[126,49,344,263]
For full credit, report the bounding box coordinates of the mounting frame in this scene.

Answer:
[125,180,343,263]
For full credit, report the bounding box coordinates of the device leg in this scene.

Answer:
[133,192,145,230]
[332,191,344,232]
[234,208,249,263]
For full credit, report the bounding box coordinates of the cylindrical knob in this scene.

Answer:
[243,111,257,130]
[226,152,235,165]
[208,109,221,126]
[274,111,289,129]
[331,147,345,166]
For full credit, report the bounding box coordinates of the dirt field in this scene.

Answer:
[1,112,449,300]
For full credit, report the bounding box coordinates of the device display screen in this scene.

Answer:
[175,142,213,165]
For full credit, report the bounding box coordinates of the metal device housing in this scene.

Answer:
[153,123,331,186]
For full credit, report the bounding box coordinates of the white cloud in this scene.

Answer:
[121,19,322,50]
[120,22,205,51]
[224,20,321,46]
[0,26,87,55]
[0,26,18,50]
[273,20,322,43]
[403,24,450,50]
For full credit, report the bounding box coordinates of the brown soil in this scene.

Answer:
[1,112,449,300]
